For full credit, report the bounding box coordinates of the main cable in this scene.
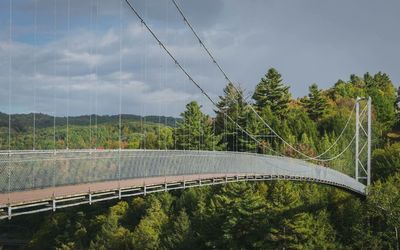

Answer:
[315,104,355,158]
[170,0,355,162]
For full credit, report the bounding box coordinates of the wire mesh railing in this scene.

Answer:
[0,150,366,198]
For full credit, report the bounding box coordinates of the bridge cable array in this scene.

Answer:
[4,0,354,165]
[123,0,355,162]
[122,0,286,156]
[169,0,356,162]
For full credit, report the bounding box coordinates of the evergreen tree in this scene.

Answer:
[175,101,219,150]
[131,199,168,250]
[266,181,302,249]
[372,143,400,181]
[282,210,336,249]
[162,209,193,250]
[301,83,328,121]
[365,72,397,129]
[252,68,291,118]
[368,174,400,249]
[215,83,248,151]
[206,183,267,249]
[89,202,132,250]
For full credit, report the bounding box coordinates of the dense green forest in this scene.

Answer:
[0,68,399,249]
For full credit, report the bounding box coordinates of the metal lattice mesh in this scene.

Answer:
[0,150,365,195]
[0,154,8,192]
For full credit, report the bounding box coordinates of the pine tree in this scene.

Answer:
[207,183,267,249]
[285,210,336,249]
[215,83,248,151]
[175,101,219,150]
[365,72,397,129]
[89,202,132,250]
[266,181,302,249]
[368,174,400,249]
[301,83,328,121]
[252,68,291,118]
[162,209,193,249]
[131,199,168,250]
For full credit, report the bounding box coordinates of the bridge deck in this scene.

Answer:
[0,150,365,219]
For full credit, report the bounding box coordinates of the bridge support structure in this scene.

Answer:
[355,97,372,187]
[0,173,365,220]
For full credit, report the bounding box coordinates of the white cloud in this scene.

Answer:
[62,50,102,68]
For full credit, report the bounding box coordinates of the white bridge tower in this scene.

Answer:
[355,97,372,186]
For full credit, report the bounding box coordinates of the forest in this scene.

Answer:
[0,68,399,249]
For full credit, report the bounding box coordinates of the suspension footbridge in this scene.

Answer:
[0,0,372,219]
[0,150,366,220]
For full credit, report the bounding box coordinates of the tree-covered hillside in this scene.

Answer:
[0,69,399,249]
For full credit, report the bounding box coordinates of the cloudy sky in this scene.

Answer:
[0,0,399,117]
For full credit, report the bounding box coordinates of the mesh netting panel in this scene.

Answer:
[0,150,365,194]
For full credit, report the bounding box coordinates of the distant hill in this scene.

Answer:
[0,112,180,132]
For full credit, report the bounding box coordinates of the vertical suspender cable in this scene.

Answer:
[164,1,169,150]
[8,0,13,200]
[213,116,215,151]
[33,0,37,151]
[53,0,57,152]
[52,0,57,193]
[31,0,37,189]
[158,36,162,150]
[95,0,99,149]
[236,100,238,152]
[89,0,93,150]
[118,0,122,185]
[225,111,227,151]
[182,24,186,151]
[140,14,144,149]
[143,0,147,150]
[8,0,12,153]
[66,0,70,150]
[163,0,168,180]
[89,0,93,184]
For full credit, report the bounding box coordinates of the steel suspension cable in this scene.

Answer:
[67,0,70,150]
[123,0,264,148]
[8,0,12,153]
[33,0,37,151]
[165,10,169,150]
[315,134,356,162]
[89,0,94,150]
[143,0,148,150]
[118,0,122,189]
[318,104,368,163]
[7,0,12,200]
[53,0,57,152]
[169,0,354,162]
[95,0,99,149]
[315,104,356,158]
